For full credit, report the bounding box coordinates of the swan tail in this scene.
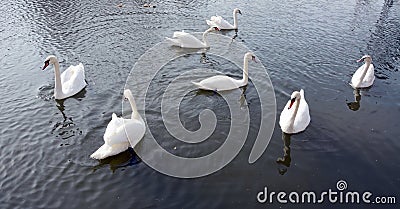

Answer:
[191,81,202,88]
[111,113,118,120]
[90,143,129,160]
[206,20,214,26]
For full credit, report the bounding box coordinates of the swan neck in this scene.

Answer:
[53,60,63,96]
[202,30,210,47]
[126,93,140,120]
[233,12,238,29]
[241,56,249,85]
[358,61,371,85]
[289,98,300,128]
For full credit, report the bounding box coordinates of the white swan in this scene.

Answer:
[206,8,241,30]
[192,52,255,91]
[350,55,375,88]
[90,89,146,160]
[279,89,310,134]
[165,27,219,48]
[42,55,87,100]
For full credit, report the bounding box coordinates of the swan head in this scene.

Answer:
[42,55,57,70]
[288,91,301,109]
[123,89,132,100]
[245,52,256,62]
[357,55,372,63]
[206,26,220,32]
[234,8,242,15]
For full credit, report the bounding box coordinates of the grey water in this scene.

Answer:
[1,0,399,208]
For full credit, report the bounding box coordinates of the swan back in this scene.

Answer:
[60,63,87,98]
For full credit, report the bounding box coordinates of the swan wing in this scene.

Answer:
[124,119,146,148]
[60,63,86,96]
[361,64,375,87]
[293,99,310,133]
[208,15,234,29]
[194,75,241,91]
[167,32,205,48]
[351,63,375,88]
[172,30,188,38]
[103,114,129,145]
[90,142,130,159]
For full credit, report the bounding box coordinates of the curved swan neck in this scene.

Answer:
[53,60,63,96]
[233,12,238,29]
[126,93,140,120]
[357,61,371,86]
[289,98,300,128]
[241,55,249,85]
[202,29,211,47]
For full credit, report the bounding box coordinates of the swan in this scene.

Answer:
[42,55,87,100]
[192,52,256,91]
[165,27,219,48]
[206,8,241,30]
[350,55,375,88]
[90,89,146,160]
[279,89,310,134]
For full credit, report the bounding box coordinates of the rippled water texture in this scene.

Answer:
[0,0,399,208]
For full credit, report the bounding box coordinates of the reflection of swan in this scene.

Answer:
[279,89,310,134]
[206,8,241,30]
[277,132,291,175]
[350,55,375,88]
[91,89,145,160]
[192,52,256,91]
[346,89,361,111]
[42,55,87,100]
[165,27,219,48]
[92,148,141,173]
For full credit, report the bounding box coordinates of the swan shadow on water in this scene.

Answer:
[92,147,141,173]
[50,89,87,141]
[346,89,362,111]
[276,132,292,175]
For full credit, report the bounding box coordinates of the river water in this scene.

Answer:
[0,0,399,208]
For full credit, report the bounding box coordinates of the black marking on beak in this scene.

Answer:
[288,98,296,109]
[42,60,50,70]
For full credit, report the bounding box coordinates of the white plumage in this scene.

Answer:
[279,89,310,134]
[350,55,375,88]
[91,89,145,160]
[42,55,87,100]
[165,27,219,48]
[206,8,241,30]
[192,52,256,91]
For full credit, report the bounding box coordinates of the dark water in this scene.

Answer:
[1,0,399,208]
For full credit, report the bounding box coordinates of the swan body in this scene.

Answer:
[192,52,255,91]
[165,27,219,48]
[279,89,310,134]
[42,55,87,100]
[350,55,375,88]
[206,8,241,30]
[91,89,146,160]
